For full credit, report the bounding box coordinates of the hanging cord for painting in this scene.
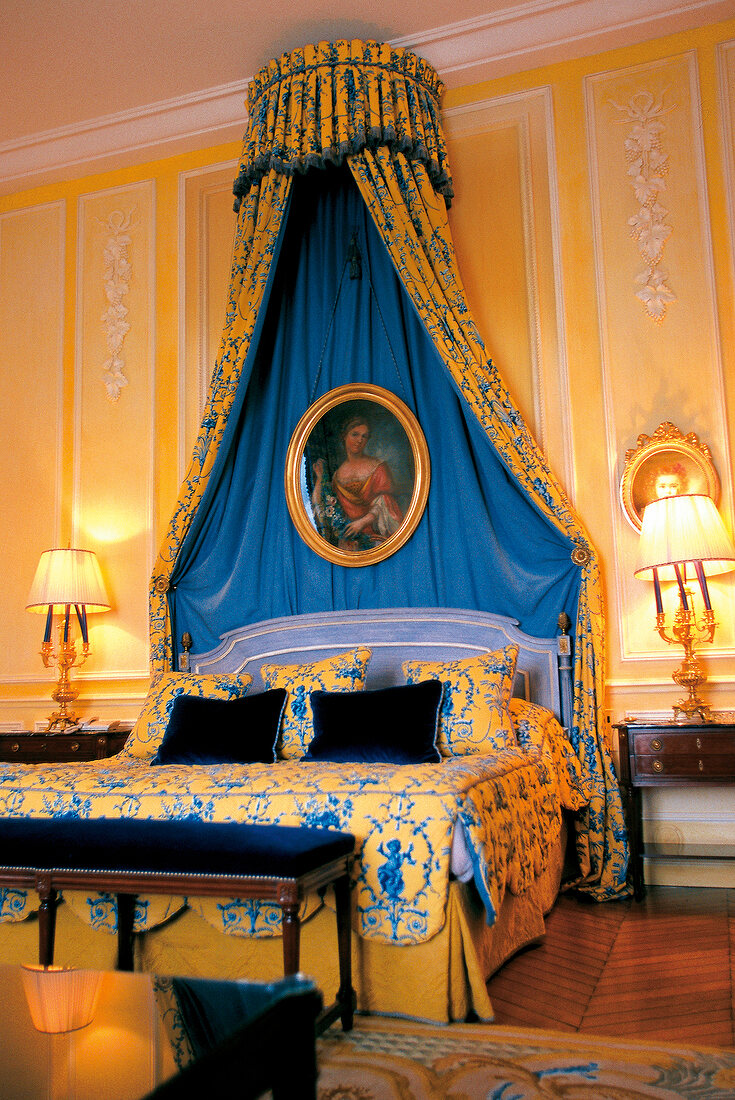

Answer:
[362,242,410,405]
[309,228,410,405]
[308,232,354,402]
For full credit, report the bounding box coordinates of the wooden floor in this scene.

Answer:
[486,886,735,1047]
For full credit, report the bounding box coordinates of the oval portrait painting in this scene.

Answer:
[619,423,721,531]
[285,384,430,567]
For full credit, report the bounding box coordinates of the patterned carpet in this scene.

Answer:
[316,1016,735,1098]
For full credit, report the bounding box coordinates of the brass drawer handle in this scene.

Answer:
[652,759,664,773]
[651,738,662,751]
[699,759,704,772]
[11,743,19,753]
[70,742,79,752]
[696,737,702,750]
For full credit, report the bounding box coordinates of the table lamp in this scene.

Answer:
[26,547,111,731]
[21,965,102,1033]
[634,493,735,721]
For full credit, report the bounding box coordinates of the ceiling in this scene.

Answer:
[1,0,731,192]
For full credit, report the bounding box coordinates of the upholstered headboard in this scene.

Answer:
[190,607,573,731]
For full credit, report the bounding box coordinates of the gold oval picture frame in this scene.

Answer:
[285,384,430,567]
[620,421,720,531]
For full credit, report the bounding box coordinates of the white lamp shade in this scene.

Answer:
[635,494,735,581]
[26,548,110,614]
[21,965,102,1033]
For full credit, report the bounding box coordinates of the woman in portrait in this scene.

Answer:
[311,417,403,551]
[652,462,687,500]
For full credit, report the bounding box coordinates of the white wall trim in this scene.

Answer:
[645,808,735,823]
[398,0,733,79]
[0,81,249,193]
[5,687,147,702]
[717,41,735,375]
[177,160,238,481]
[1,0,731,193]
[607,672,735,686]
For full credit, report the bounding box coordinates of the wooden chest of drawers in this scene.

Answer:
[615,720,735,899]
[0,726,131,763]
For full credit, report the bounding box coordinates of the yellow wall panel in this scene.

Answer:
[586,51,735,675]
[75,182,155,680]
[180,162,237,474]
[451,125,534,413]
[0,202,64,691]
[719,39,735,368]
[445,90,572,494]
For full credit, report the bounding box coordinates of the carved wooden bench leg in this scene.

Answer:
[334,873,354,1031]
[281,901,301,976]
[116,893,136,971]
[35,874,58,967]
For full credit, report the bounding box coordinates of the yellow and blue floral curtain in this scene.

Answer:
[150,40,627,901]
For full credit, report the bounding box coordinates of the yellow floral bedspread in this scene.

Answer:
[0,706,590,946]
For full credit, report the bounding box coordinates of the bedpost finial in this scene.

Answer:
[557,612,571,635]
[179,632,193,672]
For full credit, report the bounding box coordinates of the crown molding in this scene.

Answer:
[0,80,250,195]
[398,0,733,81]
[0,0,730,194]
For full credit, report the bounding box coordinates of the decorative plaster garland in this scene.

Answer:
[612,90,676,323]
[99,209,135,400]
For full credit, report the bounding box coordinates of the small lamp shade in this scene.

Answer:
[634,494,735,582]
[21,965,102,1033]
[26,548,110,614]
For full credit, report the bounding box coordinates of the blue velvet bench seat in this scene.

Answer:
[0,817,355,1033]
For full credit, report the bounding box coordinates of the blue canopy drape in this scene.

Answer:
[167,165,580,658]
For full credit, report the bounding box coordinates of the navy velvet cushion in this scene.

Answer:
[0,817,355,877]
[303,680,443,764]
[151,690,287,765]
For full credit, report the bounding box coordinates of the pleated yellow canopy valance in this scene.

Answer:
[232,39,454,211]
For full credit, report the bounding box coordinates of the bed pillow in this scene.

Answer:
[304,680,443,764]
[402,645,518,756]
[261,647,371,759]
[123,672,252,760]
[150,689,287,765]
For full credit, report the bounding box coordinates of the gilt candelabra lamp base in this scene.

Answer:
[46,714,80,733]
[41,636,90,732]
[671,663,712,723]
[654,606,715,724]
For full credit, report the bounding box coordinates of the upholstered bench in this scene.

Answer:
[0,816,355,1032]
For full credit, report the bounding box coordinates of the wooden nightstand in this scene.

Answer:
[615,719,735,900]
[0,723,132,764]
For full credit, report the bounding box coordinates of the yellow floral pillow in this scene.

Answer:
[123,673,252,760]
[403,645,518,757]
[261,647,372,759]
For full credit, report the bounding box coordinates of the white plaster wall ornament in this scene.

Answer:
[99,208,136,401]
[611,90,677,322]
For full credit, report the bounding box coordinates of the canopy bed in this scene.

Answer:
[0,39,628,1023]
[0,607,591,1021]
